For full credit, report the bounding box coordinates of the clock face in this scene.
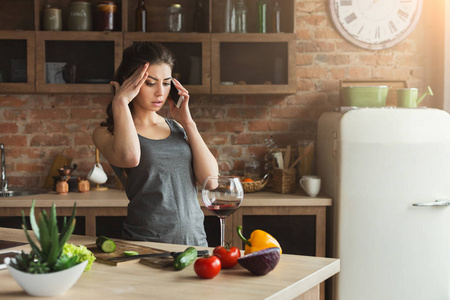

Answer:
[329,0,423,50]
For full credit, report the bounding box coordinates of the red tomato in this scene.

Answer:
[194,256,221,279]
[213,246,241,269]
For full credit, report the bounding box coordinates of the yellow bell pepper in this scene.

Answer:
[237,225,282,255]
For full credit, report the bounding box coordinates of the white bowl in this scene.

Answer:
[5,257,87,297]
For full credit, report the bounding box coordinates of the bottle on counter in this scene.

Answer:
[167,4,184,32]
[258,0,267,33]
[193,0,206,32]
[135,0,147,32]
[96,1,117,31]
[272,1,281,33]
[235,0,247,33]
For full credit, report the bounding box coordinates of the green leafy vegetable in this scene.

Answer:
[62,243,96,271]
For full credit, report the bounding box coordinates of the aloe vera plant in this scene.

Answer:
[11,199,77,273]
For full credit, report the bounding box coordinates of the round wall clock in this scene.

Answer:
[329,0,423,50]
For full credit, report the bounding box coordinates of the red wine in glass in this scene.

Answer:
[206,200,241,218]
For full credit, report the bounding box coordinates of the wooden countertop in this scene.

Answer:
[0,228,339,300]
[0,189,332,208]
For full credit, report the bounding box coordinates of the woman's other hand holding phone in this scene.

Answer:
[169,78,193,127]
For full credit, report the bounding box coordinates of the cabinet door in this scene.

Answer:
[211,33,296,95]
[0,31,35,93]
[36,31,123,93]
[0,0,35,31]
[124,32,211,94]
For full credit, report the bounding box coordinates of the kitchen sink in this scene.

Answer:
[0,188,48,197]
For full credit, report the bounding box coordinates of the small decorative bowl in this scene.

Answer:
[240,174,269,193]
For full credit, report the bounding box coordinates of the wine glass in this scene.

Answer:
[202,176,244,247]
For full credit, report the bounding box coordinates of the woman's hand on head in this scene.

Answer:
[169,78,194,126]
[110,63,149,104]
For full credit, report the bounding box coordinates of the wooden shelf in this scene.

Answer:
[0,0,296,95]
[211,33,296,95]
[35,31,123,94]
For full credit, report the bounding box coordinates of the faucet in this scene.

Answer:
[1,143,7,192]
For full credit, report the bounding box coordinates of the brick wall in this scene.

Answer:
[0,1,442,188]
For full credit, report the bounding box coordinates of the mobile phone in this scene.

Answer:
[169,80,184,108]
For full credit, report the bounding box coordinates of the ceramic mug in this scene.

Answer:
[87,163,107,184]
[397,88,419,108]
[299,175,321,197]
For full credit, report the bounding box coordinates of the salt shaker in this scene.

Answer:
[167,4,184,32]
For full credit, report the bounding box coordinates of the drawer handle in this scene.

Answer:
[412,200,450,207]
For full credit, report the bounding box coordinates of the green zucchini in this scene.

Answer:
[173,247,198,270]
[96,236,116,253]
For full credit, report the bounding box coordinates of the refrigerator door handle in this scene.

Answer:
[412,200,450,207]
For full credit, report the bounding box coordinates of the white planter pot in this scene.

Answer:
[5,258,87,297]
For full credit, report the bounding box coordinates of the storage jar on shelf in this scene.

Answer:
[167,4,184,32]
[96,1,117,31]
[68,1,92,31]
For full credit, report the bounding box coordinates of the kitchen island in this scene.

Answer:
[0,227,339,300]
[0,189,331,257]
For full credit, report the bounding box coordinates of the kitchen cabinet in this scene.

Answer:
[0,31,35,93]
[0,189,330,258]
[0,0,295,95]
[211,33,296,94]
[36,31,123,93]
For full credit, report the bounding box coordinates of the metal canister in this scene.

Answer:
[96,1,117,31]
[43,5,62,31]
[68,1,92,31]
[167,4,184,32]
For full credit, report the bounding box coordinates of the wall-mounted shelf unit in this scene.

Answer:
[0,0,295,95]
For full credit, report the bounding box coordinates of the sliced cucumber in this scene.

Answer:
[123,250,139,256]
[96,236,116,253]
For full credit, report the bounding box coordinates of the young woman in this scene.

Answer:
[92,42,218,247]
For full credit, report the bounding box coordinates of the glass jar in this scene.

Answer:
[43,5,62,31]
[245,155,261,180]
[68,1,92,31]
[167,4,184,32]
[235,0,247,33]
[96,1,117,31]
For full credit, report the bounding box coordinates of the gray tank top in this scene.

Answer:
[111,119,207,247]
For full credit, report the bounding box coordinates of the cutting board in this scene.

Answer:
[86,241,174,268]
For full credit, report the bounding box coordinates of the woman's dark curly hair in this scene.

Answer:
[101,42,175,134]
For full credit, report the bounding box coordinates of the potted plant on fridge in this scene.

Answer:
[4,200,95,297]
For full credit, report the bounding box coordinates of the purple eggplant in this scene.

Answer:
[237,247,281,275]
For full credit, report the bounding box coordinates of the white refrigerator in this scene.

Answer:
[317,108,450,300]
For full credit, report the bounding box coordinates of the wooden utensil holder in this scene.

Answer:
[272,168,296,194]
